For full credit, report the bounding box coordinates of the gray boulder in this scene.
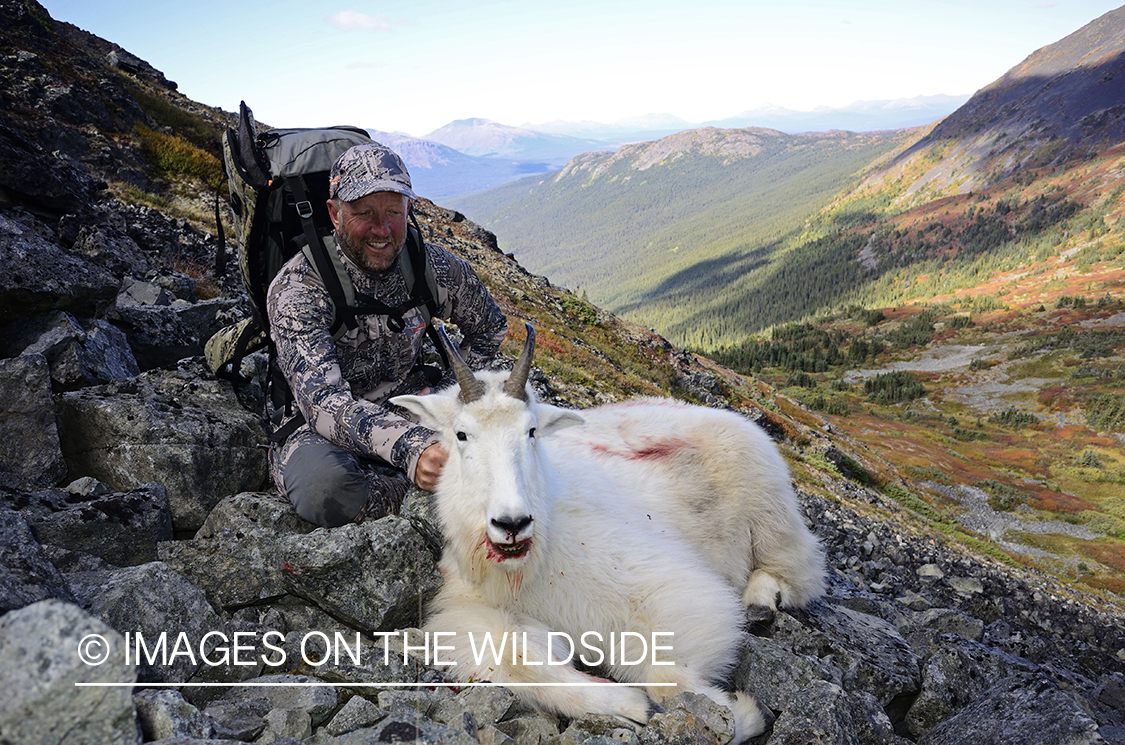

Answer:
[400,486,444,558]
[561,713,642,744]
[0,599,137,745]
[476,724,522,745]
[245,673,340,726]
[202,695,271,741]
[323,713,477,745]
[108,294,240,370]
[764,680,859,745]
[896,607,986,657]
[257,706,313,742]
[196,490,314,537]
[158,491,312,611]
[133,688,214,741]
[905,637,1043,739]
[10,311,140,389]
[639,691,736,745]
[0,354,67,490]
[732,631,839,712]
[66,560,225,683]
[431,685,520,729]
[12,479,172,567]
[69,224,153,278]
[322,695,389,736]
[849,689,913,745]
[377,686,451,718]
[0,119,106,213]
[201,674,337,742]
[0,506,76,613]
[57,362,268,531]
[918,673,1104,745]
[783,600,922,717]
[0,209,118,317]
[117,276,172,307]
[278,515,443,632]
[496,712,564,744]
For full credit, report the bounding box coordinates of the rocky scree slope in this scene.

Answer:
[1,1,1125,743]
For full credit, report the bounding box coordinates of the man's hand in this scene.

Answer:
[414,443,448,492]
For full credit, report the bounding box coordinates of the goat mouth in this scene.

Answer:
[487,539,532,562]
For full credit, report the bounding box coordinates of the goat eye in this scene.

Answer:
[456,432,468,441]
[528,427,537,438]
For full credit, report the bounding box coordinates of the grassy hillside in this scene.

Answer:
[451,127,912,347]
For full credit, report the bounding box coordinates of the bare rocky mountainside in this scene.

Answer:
[873,5,1125,202]
[1,1,1124,744]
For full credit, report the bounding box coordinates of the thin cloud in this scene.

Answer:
[346,61,387,69]
[328,11,405,31]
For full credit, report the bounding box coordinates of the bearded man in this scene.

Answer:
[266,143,508,527]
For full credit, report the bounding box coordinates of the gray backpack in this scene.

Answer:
[205,102,443,440]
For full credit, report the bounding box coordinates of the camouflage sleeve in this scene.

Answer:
[428,243,508,368]
[266,256,439,479]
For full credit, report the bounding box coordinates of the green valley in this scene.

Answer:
[450,126,913,347]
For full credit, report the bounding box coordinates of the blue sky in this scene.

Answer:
[37,0,1125,137]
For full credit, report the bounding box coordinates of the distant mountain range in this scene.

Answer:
[451,5,1125,350]
[517,112,697,143]
[366,130,555,202]
[449,126,914,343]
[421,118,606,164]
[374,96,969,201]
[701,95,972,134]
[371,120,613,200]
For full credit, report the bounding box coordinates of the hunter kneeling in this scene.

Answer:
[267,143,508,527]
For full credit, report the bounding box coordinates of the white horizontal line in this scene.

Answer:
[75,681,678,688]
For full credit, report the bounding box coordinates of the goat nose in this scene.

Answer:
[491,515,532,537]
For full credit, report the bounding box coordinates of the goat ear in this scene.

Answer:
[536,404,585,436]
[390,394,455,430]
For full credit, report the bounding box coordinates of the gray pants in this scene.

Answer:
[271,428,409,527]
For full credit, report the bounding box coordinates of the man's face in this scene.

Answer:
[328,191,410,274]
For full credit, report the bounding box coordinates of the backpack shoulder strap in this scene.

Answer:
[293,207,449,369]
[286,173,357,338]
[300,234,355,341]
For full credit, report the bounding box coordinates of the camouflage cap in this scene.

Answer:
[330,143,416,202]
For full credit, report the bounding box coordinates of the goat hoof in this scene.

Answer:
[744,604,775,625]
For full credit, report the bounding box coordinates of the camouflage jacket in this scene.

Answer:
[266,235,508,480]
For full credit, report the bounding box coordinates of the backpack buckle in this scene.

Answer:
[294,200,314,219]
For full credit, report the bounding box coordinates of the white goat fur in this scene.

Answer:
[393,372,825,740]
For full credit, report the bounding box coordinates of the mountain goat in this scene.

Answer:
[392,325,825,741]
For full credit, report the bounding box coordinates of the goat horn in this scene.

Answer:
[503,323,536,401]
[436,324,486,404]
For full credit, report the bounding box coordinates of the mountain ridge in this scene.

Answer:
[863,5,1125,204]
[422,117,606,165]
[366,129,554,200]
[521,95,970,139]
[399,96,968,201]
[451,124,915,342]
